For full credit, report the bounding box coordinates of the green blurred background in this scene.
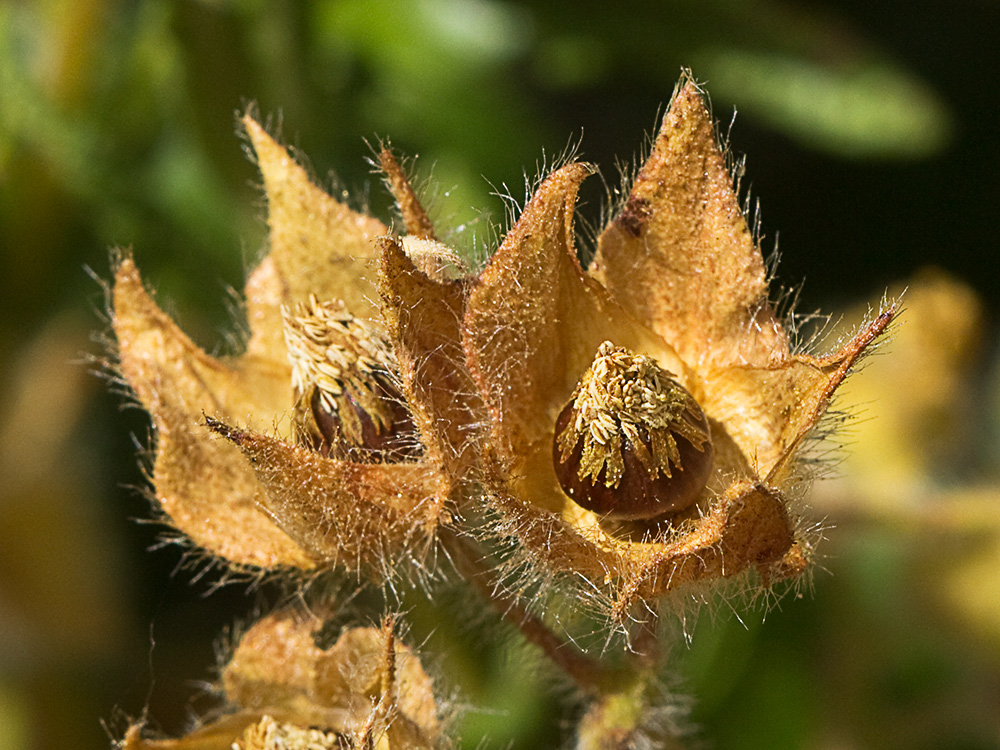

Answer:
[2,1,999,748]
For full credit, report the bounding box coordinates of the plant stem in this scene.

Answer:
[440,528,611,693]
[629,601,661,672]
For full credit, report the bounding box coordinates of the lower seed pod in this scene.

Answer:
[553,341,713,520]
[284,295,422,462]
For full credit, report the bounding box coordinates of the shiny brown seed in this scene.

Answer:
[553,341,713,520]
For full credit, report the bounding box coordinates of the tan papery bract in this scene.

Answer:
[591,82,785,369]
[123,613,440,750]
[205,418,445,568]
[113,258,311,569]
[376,236,483,479]
[241,117,388,360]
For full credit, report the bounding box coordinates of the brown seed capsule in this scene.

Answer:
[553,341,713,520]
[283,295,422,462]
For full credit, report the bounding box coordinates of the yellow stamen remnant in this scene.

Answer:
[234,715,345,750]
[554,341,712,520]
[283,295,420,462]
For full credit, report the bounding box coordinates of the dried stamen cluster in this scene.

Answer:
[283,295,420,462]
[234,716,345,750]
[554,341,713,520]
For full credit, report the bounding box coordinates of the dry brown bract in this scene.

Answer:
[122,613,440,750]
[112,75,895,621]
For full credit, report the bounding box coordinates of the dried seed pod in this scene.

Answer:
[283,295,421,462]
[553,341,713,520]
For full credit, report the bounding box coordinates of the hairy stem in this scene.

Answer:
[629,601,661,672]
[440,528,613,693]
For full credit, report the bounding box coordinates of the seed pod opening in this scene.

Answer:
[283,295,422,462]
[553,341,713,520]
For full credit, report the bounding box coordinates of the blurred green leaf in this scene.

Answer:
[697,51,952,158]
